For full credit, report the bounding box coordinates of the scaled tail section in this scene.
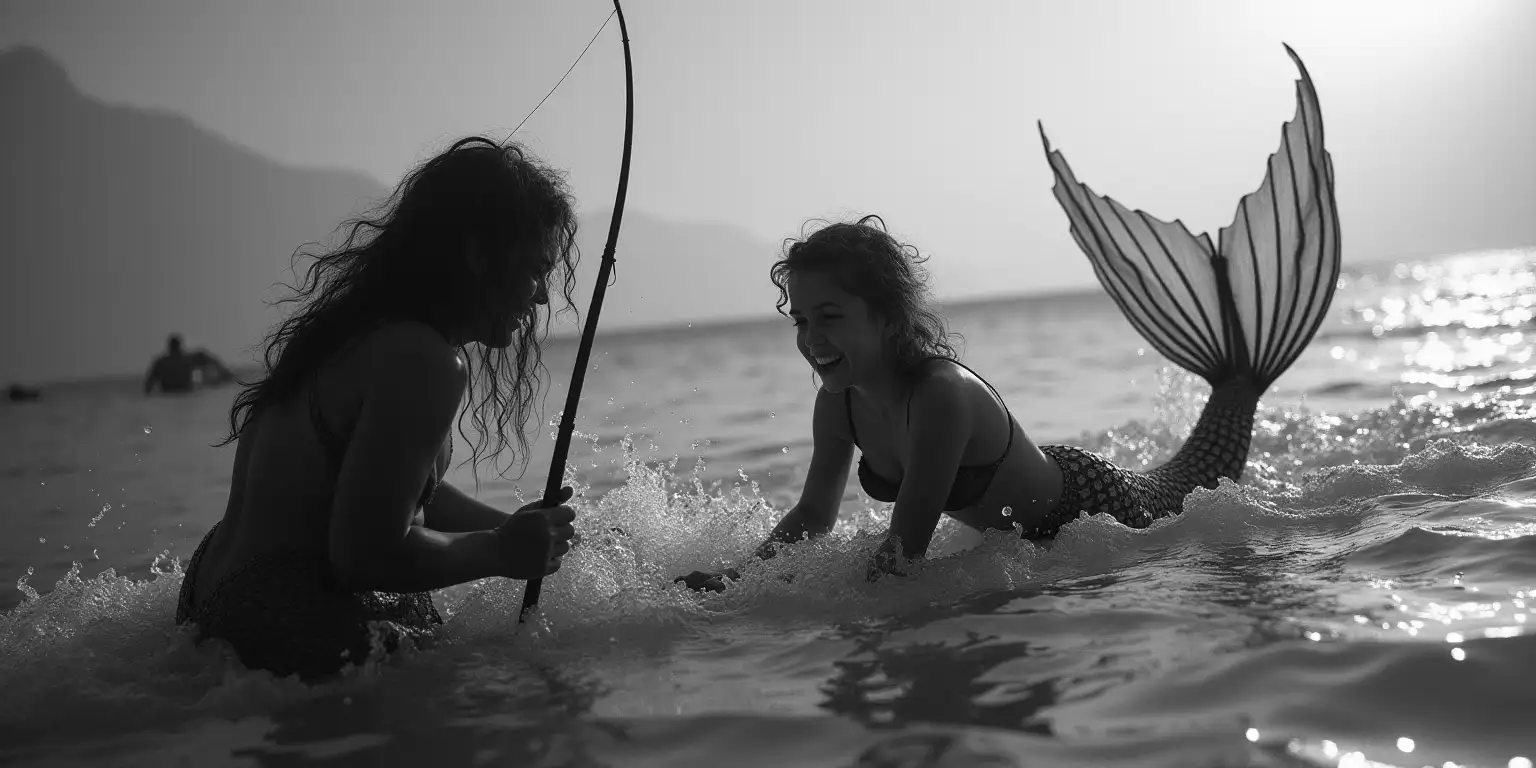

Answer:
[1040,44,1341,392]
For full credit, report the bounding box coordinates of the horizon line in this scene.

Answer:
[15,285,1105,389]
[12,246,1532,389]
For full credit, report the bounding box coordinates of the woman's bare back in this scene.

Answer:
[184,328,449,611]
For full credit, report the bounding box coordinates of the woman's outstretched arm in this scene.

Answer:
[756,386,855,558]
[873,373,971,574]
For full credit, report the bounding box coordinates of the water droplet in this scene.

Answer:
[781,446,788,453]
[143,426,152,434]
[1396,737,1414,753]
[1451,647,1466,661]
[1245,728,1259,743]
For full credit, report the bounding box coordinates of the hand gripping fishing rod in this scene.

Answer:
[520,0,634,621]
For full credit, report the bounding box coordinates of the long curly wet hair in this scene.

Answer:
[770,215,960,376]
[220,136,581,480]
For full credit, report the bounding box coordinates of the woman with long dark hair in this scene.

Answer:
[177,137,581,680]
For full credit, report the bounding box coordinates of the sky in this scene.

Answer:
[3,0,1534,310]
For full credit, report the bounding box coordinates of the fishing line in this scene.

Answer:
[511,10,617,137]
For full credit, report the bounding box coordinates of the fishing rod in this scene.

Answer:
[520,0,634,622]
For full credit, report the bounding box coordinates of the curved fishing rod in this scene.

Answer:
[520,0,634,621]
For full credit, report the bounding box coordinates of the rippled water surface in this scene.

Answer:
[2,249,1535,768]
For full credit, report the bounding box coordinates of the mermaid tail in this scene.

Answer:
[1031,45,1340,531]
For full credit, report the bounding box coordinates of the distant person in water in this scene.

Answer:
[6,383,42,402]
[143,334,235,394]
[175,136,581,681]
[678,47,1339,589]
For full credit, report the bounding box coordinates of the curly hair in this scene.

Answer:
[769,215,960,374]
[220,136,581,482]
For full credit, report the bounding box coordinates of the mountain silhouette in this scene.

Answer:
[0,46,391,383]
[0,46,780,383]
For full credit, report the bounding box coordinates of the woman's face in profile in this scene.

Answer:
[467,244,551,349]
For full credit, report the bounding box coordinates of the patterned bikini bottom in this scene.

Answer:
[175,522,443,681]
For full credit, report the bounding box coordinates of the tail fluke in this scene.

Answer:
[1040,44,1341,391]
[1215,45,1341,388]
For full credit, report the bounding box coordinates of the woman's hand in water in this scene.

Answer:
[674,568,741,593]
[866,535,912,582]
[495,486,577,579]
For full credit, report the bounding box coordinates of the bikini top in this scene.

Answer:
[848,358,1015,511]
[309,384,448,510]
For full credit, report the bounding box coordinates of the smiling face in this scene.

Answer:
[785,269,892,393]
[463,241,554,349]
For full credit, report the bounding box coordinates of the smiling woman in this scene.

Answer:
[781,217,959,386]
[676,45,1342,591]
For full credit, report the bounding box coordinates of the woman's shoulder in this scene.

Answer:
[354,321,467,390]
[909,357,995,411]
[912,356,973,390]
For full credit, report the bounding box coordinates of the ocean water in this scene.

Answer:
[2,248,1535,768]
